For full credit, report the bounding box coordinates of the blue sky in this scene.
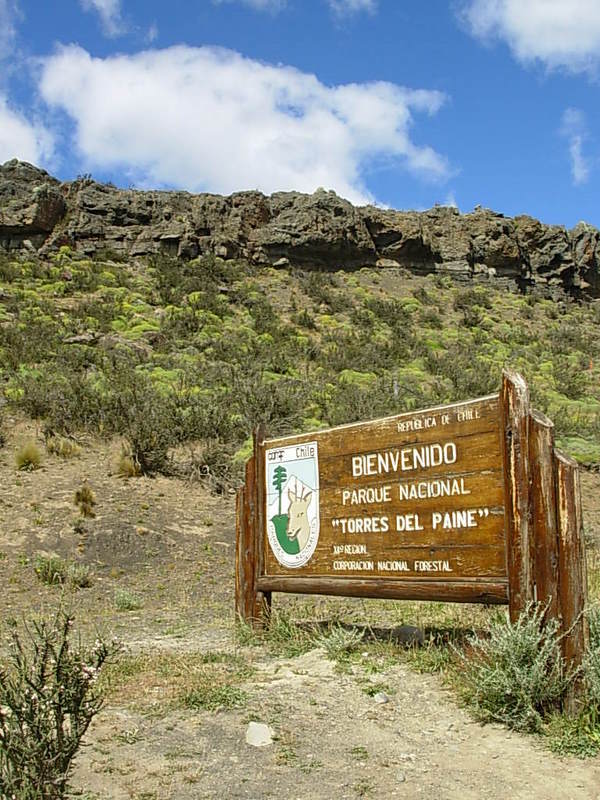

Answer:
[0,0,599,227]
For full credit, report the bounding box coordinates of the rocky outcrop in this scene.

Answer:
[1,159,598,297]
[0,160,66,251]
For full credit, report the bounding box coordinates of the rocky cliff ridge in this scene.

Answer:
[1,159,599,297]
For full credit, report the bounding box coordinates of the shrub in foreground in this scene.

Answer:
[0,612,117,798]
[457,604,569,733]
[584,605,600,707]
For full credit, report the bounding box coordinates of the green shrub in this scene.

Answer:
[542,607,600,757]
[34,555,68,585]
[114,589,143,611]
[67,563,93,589]
[107,363,181,475]
[457,604,569,732]
[34,556,92,590]
[17,368,106,434]
[584,606,600,706]
[553,357,590,400]
[0,612,116,799]
[461,306,484,328]
[453,286,492,311]
[314,624,364,661]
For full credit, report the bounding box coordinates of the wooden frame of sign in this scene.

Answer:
[235,369,588,691]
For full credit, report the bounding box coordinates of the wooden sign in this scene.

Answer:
[235,370,588,690]
[261,394,506,602]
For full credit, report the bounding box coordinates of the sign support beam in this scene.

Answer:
[500,370,533,622]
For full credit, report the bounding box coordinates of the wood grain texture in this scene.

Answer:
[529,410,559,619]
[264,395,500,453]
[256,575,508,604]
[235,458,258,623]
[253,426,271,626]
[253,424,271,627]
[234,486,245,619]
[262,394,507,588]
[555,449,588,709]
[501,370,533,622]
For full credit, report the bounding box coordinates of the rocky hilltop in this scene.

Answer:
[1,159,599,297]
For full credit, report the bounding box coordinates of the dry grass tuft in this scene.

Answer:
[15,441,42,471]
[46,435,81,459]
[74,481,96,518]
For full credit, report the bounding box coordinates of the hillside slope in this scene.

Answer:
[0,247,598,479]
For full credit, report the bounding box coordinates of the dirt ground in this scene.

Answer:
[1,416,600,800]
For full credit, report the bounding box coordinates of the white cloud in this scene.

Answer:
[0,0,20,59]
[328,0,377,16]
[560,108,590,185]
[0,94,54,165]
[460,0,600,73]
[38,44,448,204]
[80,0,124,37]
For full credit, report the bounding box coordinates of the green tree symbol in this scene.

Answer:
[273,465,287,516]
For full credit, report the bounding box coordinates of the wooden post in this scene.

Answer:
[500,370,533,622]
[555,449,588,710]
[528,410,559,620]
[234,485,245,619]
[234,456,258,625]
[253,424,271,627]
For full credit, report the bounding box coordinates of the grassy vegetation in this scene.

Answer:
[34,555,93,588]
[99,649,254,713]
[1,249,599,488]
[2,248,600,760]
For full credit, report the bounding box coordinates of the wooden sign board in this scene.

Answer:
[261,394,507,603]
[235,370,588,689]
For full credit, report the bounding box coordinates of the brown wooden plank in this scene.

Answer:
[555,449,587,710]
[234,486,245,619]
[575,466,589,649]
[500,370,533,622]
[256,575,508,604]
[265,518,507,575]
[253,425,271,626]
[265,543,507,579]
[323,466,506,509]
[238,455,258,624]
[317,429,504,491]
[529,410,560,619]
[264,395,500,454]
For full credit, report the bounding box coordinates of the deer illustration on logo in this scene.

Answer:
[286,482,313,552]
[266,441,320,567]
